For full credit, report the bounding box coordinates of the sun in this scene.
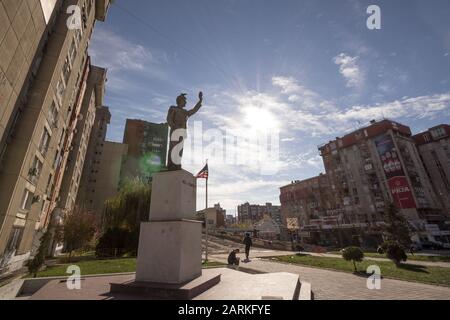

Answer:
[242,107,280,131]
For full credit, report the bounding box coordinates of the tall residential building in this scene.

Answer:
[319,120,440,227]
[280,119,448,246]
[0,0,110,274]
[413,125,450,219]
[89,141,128,220]
[76,105,110,211]
[57,65,106,216]
[121,119,169,181]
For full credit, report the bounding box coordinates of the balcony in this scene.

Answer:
[96,0,111,22]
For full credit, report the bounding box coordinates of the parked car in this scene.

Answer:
[421,241,444,250]
[410,242,422,251]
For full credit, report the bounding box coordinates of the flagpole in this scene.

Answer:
[205,174,209,262]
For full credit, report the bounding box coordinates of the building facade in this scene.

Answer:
[91,141,128,221]
[0,0,109,274]
[413,125,450,236]
[237,202,281,225]
[121,119,169,182]
[280,119,449,247]
[76,105,110,210]
[57,65,106,216]
[198,206,226,229]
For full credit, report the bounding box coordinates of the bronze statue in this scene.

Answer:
[166,92,203,171]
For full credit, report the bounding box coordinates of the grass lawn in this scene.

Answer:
[328,251,450,263]
[26,258,226,278]
[270,254,450,286]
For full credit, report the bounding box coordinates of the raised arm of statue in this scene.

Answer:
[187,92,203,117]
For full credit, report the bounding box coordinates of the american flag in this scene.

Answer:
[196,164,209,179]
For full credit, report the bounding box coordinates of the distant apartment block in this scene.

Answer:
[197,203,226,229]
[121,119,168,181]
[237,202,281,225]
[76,105,110,210]
[0,0,110,274]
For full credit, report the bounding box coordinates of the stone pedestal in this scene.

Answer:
[134,170,204,285]
[135,220,202,283]
[110,170,220,298]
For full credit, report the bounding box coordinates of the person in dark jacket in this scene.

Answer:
[227,249,240,266]
[243,233,253,261]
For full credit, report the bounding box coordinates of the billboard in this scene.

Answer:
[374,134,416,209]
[40,0,58,24]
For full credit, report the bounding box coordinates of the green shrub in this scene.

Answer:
[95,227,139,258]
[342,246,364,271]
[384,241,407,266]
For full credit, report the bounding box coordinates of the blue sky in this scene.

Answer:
[89,0,450,214]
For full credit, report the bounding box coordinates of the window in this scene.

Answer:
[47,101,59,129]
[69,39,77,64]
[6,227,24,252]
[62,57,71,85]
[46,173,55,195]
[53,150,62,169]
[39,127,51,157]
[29,156,43,185]
[56,78,65,105]
[431,127,446,139]
[20,189,34,211]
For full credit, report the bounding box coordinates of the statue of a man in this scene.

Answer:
[166,92,203,171]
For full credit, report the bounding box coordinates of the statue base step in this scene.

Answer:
[110,272,221,300]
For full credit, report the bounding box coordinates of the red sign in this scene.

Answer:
[374,134,417,209]
[388,177,416,209]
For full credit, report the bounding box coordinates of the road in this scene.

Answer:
[205,235,450,300]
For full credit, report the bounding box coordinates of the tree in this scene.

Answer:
[62,207,97,262]
[97,178,152,256]
[342,246,364,272]
[383,241,407,266]
[27,229,52,278]
[352,235,361,247]
[382,203,412,247]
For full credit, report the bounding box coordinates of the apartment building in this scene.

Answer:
[0,0,110,274]
[57,65,106,217]
[413,125,450,218]
[281,119,447,246]
[76,106,110,209]
[121,119,169,181]
[237,202,281,225]
[197,204,226,229]
[88,141,128,219]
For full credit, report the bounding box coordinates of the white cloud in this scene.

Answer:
[90,29,155,72]
[333,53,364,88]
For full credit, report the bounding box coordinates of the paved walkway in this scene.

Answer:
[205,236,450,268]
[209,254,450,300]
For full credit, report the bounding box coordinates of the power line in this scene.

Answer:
[113,1,245,94]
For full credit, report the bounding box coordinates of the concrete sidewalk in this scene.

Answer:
[208,256,450,300]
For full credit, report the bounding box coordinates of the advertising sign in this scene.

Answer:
[286,218,299,231]
[374,134,416,209]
